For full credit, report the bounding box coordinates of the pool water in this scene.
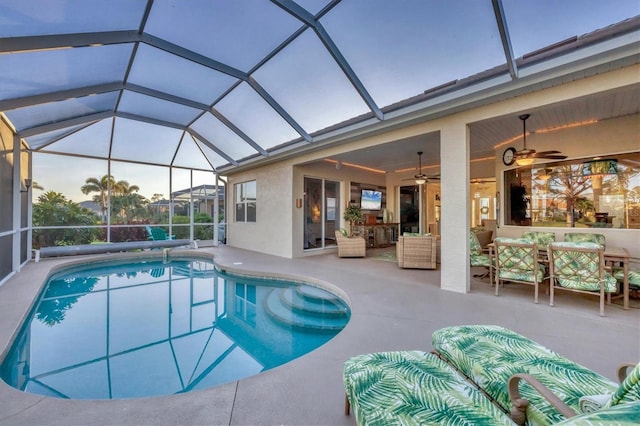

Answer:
[0,258,350,399]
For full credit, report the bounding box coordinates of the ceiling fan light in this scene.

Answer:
[515,157,534,166]
[537,167,554,180]
[415,177,426,185]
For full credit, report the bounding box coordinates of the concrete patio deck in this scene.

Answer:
[0,245,638,425]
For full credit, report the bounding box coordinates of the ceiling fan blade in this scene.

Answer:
[515,148,536,157]
[541,155,568,160]
[534,152,567,159]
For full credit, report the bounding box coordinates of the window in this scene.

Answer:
[235,180,256,222]
[504,152,640,229]
[234,283,256,326]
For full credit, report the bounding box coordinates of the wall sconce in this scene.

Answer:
[295,198,302,208]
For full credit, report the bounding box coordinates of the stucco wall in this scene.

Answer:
[226,163,293,258]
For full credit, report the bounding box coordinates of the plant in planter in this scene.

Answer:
[343,203,363,236]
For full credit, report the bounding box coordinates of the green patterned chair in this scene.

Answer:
[432,325,637,426]
[613,256,640,295]
[344,326,640,425]
[563,232,606,249]
[494,237,546,303]
[470,231,493,281]
[548,241,618,316]
[554,401,640,425]
[521,231,556,250]
[343,351,516,426]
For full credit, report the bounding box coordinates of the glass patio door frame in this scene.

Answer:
[303,177,339,250]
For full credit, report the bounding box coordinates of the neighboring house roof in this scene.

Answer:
[171,185,225,201]
[78,201,102,215]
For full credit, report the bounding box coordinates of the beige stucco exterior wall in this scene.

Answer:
[223,64,639,278]
[225,163,294,258]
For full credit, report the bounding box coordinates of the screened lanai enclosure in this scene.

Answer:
[1,0,639,283]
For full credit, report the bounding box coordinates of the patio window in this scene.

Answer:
[235,180,256,223]
[504,152,640,229]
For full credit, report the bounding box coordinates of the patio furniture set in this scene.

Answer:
[343,324,640,425]
[473,231,634,317]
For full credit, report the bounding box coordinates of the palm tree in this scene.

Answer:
[81,175,140,223]
[81,175,114,222]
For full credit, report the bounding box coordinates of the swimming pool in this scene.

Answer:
[0,255,350,399]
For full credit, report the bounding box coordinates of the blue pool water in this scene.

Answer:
[0,257,350,399]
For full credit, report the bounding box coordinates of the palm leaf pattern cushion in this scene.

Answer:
[470,232,492,267]
[521,232,556,249]
[554,400,640,425]
[606,363,640,407]
[432,325,618,426]
[613,268,640,288]
[563,233,606,249]
[343,351,515,426]
[495,237,545,283]
[550,242,617,292]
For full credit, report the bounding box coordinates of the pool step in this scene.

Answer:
[281,287,348,318]
[264,288,349,332]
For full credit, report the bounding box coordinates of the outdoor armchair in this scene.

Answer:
[494,237,546,303]
[146,225,176,241]
[396,234,437,269]
[548,241,617,316]
[470,231,493,281]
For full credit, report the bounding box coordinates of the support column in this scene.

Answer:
[439,121,470,293]
[12,134,21,272]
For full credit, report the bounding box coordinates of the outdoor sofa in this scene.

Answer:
[343,324,639,425]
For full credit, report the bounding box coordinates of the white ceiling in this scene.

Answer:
[324,84,640,174]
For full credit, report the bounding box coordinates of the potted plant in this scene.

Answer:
[343,203,363,236]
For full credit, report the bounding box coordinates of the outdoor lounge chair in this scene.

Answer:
[335,230,366,258]
[344,324,640,426]
[146,225,176,241]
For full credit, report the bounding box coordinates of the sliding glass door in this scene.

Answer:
[304,177,340,250]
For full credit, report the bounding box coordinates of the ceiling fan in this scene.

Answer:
[403,151,440,185]
[514,114,567,166]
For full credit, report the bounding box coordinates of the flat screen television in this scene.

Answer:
[361,189,382,210]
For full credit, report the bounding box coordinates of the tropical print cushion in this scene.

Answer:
[343,351,515,426]
[521,231,556,249]
[613,268,640,288]
[563,233,606,249]
[605,363,640,408]
[554,400,640,425]
[471,252,493,267]
[470,231,493,267]
[432,325,618,426]
[495,237,546,283]
[470,231,483,256]
[549,242,617,292]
